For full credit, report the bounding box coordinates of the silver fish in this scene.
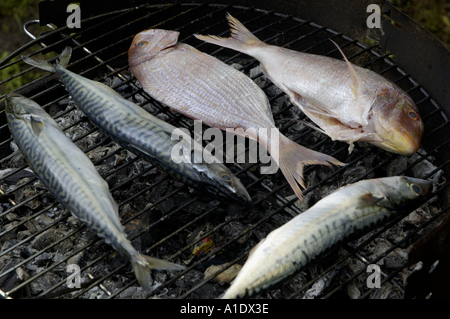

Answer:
[128,29,345,200]
[22,47,251,206]
[5,93,185,290]
[221,176,431,299]
[196,14,424,155]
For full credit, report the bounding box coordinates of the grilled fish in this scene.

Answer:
[128,29,345,200]
[5,93,185,290]
[22,47,251,206]
[196,14,424,155]
[220,176,431,299]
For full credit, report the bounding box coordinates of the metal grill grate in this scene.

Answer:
[0,3,449,299]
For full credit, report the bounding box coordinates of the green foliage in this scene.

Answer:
[0,52,44,95]
[392,0,450,49]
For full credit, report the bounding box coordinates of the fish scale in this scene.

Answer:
[5,94,186,291]
[142,44,274,130]
[22,46,252,206]
[7,101,119,233]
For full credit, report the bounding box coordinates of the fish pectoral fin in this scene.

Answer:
[358,192,384,208]
[30,115,44,137]
[329,39,365,100]
[301,120,327,135]
[289,90,339,120]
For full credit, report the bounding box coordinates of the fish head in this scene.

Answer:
[5,93,45,120]
[371,176,431,210]
[370,87,424,155]
[197,163,252,206]
[5,93,52,136]
[128,29,180,68]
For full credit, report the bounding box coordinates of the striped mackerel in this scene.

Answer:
[5,94,185,290]
[221,176,431,298]
[22,47,252,206]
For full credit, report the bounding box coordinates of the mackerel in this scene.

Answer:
[22,47,251,206]
[221,176,431,298]
[5,93,185,290]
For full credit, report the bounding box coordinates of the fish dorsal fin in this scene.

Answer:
[329,39,364,100]
[30,115,44,137]
[58,46,72,69]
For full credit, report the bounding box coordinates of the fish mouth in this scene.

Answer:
[233,185,252,207]
[217,183,252,207]
[5,93,30,117]
[4,93,19,113]
[372,130,421,155]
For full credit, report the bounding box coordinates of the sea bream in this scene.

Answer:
[196,14,424,154]
[4,93,185,290]
[128,29,345,200]
[22,47,251,206]
[220,176,431,299]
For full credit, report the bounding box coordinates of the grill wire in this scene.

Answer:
[0,3,449,299]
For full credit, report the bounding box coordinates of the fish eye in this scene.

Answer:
[221,174,232,183]
[407,110,419,121]
[410,183,422,196]
[136,41,147,47]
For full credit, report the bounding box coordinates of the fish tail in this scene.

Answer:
[195,13,264,54]
[131,253,185,291]
[276,134,346,200]
[22,46,72,72]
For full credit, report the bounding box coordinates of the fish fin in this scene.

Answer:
[124,142,156,161]
[58,46,72,68]
[360,192,384,206]
[22,46,72,72]
[329,39,363,100]
[290,90,340,120]
[30,115,44,137]
[132,254,185,291]
[195,13,264,54]
[301,120,327,135]
[276,134,346,200]
[22,54,55,73]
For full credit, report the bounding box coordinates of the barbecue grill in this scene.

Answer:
[1,0,450,299]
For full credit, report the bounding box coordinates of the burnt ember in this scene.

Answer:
[0,3,449,299]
